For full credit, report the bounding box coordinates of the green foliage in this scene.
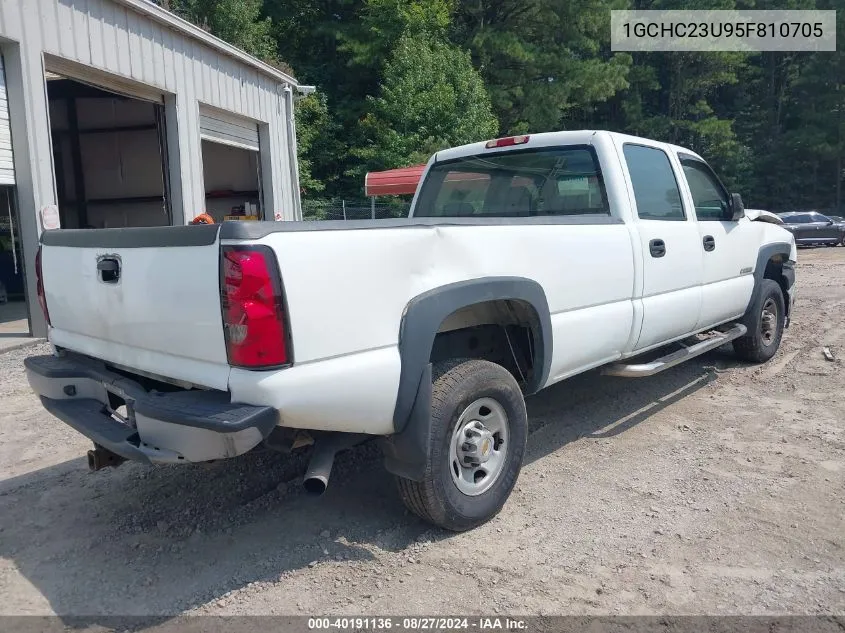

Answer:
[160,0,279,63]
[352,33,498,174]
[452,0,631,134]
[294,94,332,195]
[340,0,454,70]
[158,0,844,213]
[602,49,752,189]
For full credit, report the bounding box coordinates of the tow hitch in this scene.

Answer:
[87,445,127,471]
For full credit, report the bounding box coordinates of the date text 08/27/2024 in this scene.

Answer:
[307,617,528,631]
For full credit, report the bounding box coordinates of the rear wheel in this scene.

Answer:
[395,359,527,532]
[733,279,785,363]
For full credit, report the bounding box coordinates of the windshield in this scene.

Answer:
[413,146,610,218]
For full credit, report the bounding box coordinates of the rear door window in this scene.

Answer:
[623,145,685,221]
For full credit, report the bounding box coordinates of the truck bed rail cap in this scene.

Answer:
[40,225,220,248]
[219,215,622,240]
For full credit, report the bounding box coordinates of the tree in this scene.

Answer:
[452,0,631,134]
[352,33,498,174]
[156,0,845,212]
[269,0,366,104]
[270,0,460,196]
[776,1,845,212]
[602,49,752,189]
[295,93,334,195]
[157,0,279,63]
[339,0,453,74]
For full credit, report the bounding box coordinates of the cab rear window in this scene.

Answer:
[413,146,609,218]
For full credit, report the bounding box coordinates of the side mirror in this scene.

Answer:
[826,220,834,226]
[729,193,745,221]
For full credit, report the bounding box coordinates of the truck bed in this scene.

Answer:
[40,216,635,435]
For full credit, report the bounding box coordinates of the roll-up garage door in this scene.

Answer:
[0,55,15,185]
[199,106,259,152]
[44,56,164,104]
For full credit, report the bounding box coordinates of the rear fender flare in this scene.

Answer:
[382,277,551,481]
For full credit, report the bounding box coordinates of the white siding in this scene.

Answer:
[0,0,298,223]
[0,54,14,184]
[0,0,301,337]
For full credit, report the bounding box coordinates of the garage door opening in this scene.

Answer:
[202,141,262,221]
[200,106,262,222]
[47,75,170,229]
[0,54,28,337]
[0,186,29,336]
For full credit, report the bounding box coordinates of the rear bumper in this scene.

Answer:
[25,353,279,464]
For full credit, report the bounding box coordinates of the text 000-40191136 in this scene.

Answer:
[307,617,529,631]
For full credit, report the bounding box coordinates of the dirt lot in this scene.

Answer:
[1,248,843,618]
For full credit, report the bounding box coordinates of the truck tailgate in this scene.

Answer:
[39,225,230,390]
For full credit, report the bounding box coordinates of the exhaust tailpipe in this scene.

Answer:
[303,433,367,496]
[87,445,126,472]
[303,444,333,495]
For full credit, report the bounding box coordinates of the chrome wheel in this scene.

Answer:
[761,297,778,347]
[449,397,509,496]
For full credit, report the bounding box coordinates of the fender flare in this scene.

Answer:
[381,277,552,481]
[741,242,794,328]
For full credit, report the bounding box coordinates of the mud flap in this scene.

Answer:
[380,363,432,482]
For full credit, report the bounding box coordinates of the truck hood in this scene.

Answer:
[745,209,784,225]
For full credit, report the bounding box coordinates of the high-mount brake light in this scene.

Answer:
[485,135,530,149]
[220,246,290,368]
[35,246,50,326]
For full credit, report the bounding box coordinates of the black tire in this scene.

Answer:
[395,359,527,532]
[733,279,786,363]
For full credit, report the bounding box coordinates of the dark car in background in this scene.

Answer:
[778,211,845,246]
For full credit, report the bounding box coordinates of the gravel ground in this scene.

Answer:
[0,248,843,618]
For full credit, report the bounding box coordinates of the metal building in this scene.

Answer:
[0,0,305,338]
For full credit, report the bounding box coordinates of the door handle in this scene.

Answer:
[703,235,716,252]
[649,239,666,258]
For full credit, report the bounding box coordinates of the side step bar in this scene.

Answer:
[603,324,747,378]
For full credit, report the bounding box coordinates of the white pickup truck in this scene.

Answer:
[27,130,796,531]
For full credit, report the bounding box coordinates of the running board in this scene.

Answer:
[603,324,747,378]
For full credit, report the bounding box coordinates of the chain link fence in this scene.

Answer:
[301,198,412,221]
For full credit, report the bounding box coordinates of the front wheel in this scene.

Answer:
[395,359,527,532]
[733,279,786,363]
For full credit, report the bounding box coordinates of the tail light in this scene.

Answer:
[220,246,290,368]
[35,246,51,326]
